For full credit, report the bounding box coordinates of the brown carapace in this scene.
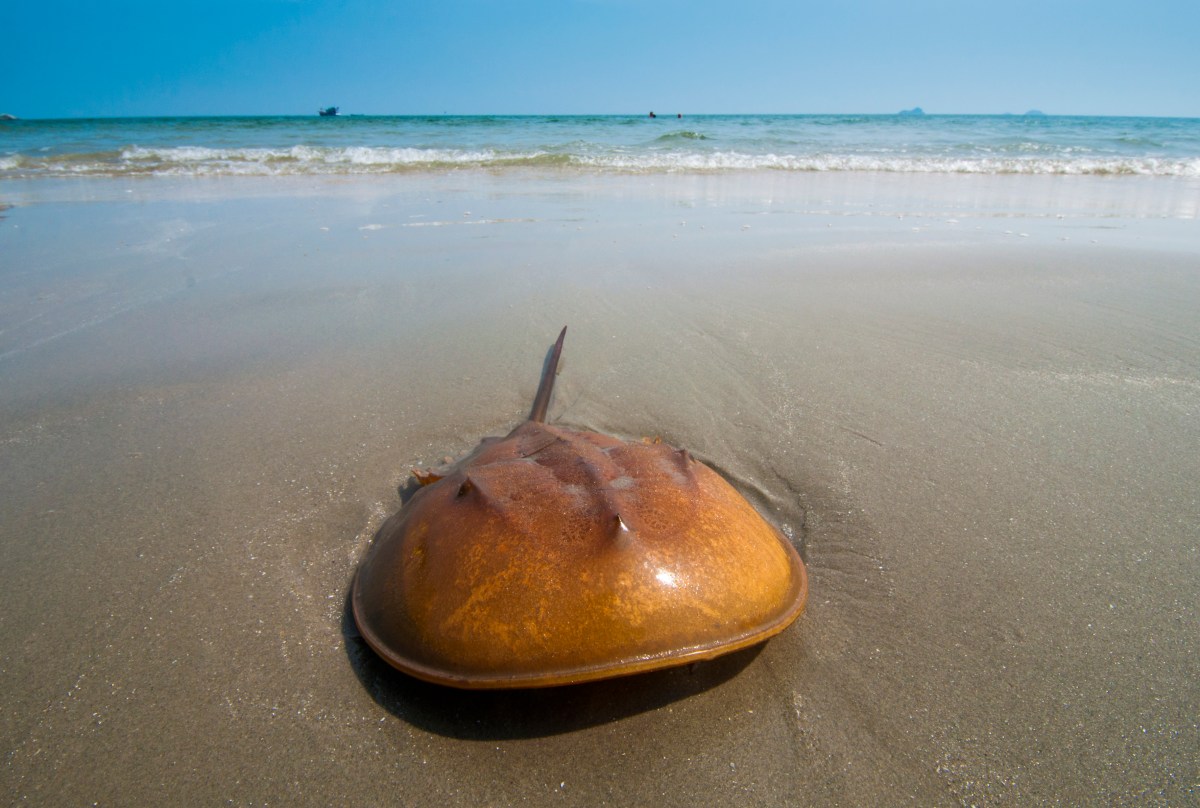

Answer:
[351,327,808,689]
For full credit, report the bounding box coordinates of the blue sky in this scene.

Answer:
[5,0,1197,118]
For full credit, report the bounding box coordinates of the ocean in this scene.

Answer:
[2,114,1199,179]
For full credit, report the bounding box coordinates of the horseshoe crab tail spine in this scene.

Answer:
[529,326,567,423]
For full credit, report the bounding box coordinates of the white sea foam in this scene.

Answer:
[56,146,1185,177]
[103,145,547,175]
[576,151,1200,176]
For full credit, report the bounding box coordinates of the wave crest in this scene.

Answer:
[654,131,709,143]
[3,145,1198,178]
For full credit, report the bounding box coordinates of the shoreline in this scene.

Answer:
[4,169,1199,215]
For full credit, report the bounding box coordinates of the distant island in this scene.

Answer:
[896,108,1049,117]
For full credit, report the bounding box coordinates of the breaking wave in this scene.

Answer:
[4,145,1197,178]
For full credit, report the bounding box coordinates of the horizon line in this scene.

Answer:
[6,110,1200,121]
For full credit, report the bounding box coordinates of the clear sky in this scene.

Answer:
[5,0,1197,119]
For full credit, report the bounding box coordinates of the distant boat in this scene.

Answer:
[318,106,339,117]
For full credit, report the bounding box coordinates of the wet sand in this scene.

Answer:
[2,172,1198,805]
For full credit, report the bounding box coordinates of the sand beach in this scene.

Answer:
[2,169,1198,805]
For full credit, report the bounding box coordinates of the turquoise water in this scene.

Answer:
[2,114,1199,178]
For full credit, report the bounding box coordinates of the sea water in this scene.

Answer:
[2,114,1199,178]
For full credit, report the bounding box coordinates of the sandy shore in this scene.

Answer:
[2,171,1197,805]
